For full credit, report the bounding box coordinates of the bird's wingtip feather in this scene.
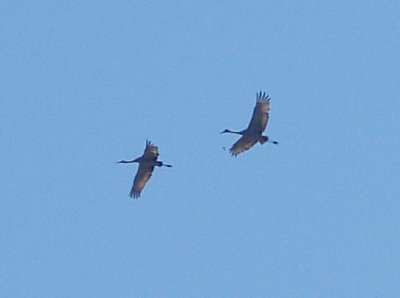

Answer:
[256,91,271,102]
[130,189,140,199]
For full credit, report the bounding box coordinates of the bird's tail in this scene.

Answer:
[259,136,269,144]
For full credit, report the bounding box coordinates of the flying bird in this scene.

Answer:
[117,140,172,198]
[221,91,279,156]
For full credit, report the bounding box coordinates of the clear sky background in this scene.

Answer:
[1,1,399,297]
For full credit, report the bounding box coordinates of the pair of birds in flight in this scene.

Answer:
[118,91,279,198]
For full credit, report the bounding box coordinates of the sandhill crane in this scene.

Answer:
[221,91,279,156]
[117,140,172,198]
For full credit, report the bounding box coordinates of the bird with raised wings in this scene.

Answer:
[117,140,172,198]
[221,91,279,156]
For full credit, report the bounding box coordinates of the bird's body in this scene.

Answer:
[117,140,172,198]
[222,129,269,143]
[221,91,278,156]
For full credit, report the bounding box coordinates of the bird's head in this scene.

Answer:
[220,129,231,134]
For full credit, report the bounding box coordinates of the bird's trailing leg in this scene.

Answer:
[267,139,279,145]
[160,162,173,167]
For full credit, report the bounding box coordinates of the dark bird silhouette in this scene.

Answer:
[117,140,172,198]
[221,91,279,156]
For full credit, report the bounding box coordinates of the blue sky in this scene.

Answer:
[1,1,399,297]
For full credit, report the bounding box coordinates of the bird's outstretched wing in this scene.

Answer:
[229,136,257,156]
[130,164,155,198]
[143,140,159,161]
[247,91,270,134]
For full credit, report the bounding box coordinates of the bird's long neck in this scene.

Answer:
[225,129,243,135]
[117,157,140,164]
